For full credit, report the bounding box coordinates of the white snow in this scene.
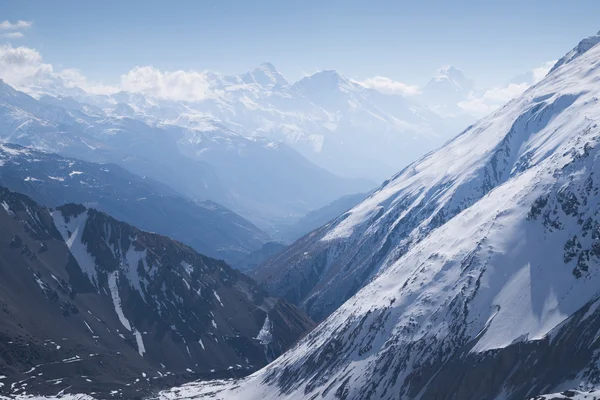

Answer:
[83,321,94,334]
[51,210,99,286]
[181,261,194,275]
[582,297,600,321]
[3,395,97,400]
[213,290,223,306]
[122,246,148,301]
[107,271,131,331]
[529,389,600,399]
[1,201,14,216]
[134,329,146,357]
[254,315,272,345]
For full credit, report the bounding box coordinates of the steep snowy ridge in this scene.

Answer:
[551,31,600,73]
[157,32,600,400]
[252,36,591,322]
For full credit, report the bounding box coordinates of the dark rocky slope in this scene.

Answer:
[0,187,314,399]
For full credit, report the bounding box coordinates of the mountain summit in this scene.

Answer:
[420,64,474,109]
[239,62,289,87]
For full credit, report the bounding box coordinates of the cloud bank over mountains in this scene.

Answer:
[0,39,554,119]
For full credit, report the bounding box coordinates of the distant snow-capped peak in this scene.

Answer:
[237,62,289,88]
[292,69,359,94]
[425,64,474,94]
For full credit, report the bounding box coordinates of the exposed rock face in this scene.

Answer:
[0,187,314,398]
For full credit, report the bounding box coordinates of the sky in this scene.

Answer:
[1,0,600,88]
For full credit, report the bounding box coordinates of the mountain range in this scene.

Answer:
[0,79,372,234]
[0,22,595,400]
[154,30,600,400]
[2,51,541,235]
[52,63,465,183]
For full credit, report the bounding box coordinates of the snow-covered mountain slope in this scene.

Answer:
[0,143,269,266]
[0,80,370,229]
[251,40,586,322]
[157,32,600,400]
[0,187,314,399]
[551,31,600,73]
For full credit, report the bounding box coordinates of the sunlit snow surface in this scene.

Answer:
[157,35,600,399]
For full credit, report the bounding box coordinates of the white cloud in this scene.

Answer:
[458,61,557,117]
[0,20,32,30]
[355,76,420,96]
[481,82,529,103]
[531,60,556,84]
[458,83,528,117]
[0,44,212,100]
[2,32,24,39]
[120,66,215,101]
[55,68,119,95]
[0,45,117,95]
[0,44,53,87]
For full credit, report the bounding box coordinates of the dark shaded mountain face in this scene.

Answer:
[0,187,314,399]
[0,143,269,267]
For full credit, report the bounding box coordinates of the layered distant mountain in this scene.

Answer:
[0,187,313,398]
[22,62,471,183]
[0,143,269,266]
[0,79,372,231]
[158,31,600,400]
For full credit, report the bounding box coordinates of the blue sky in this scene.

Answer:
[1,0,600,86]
